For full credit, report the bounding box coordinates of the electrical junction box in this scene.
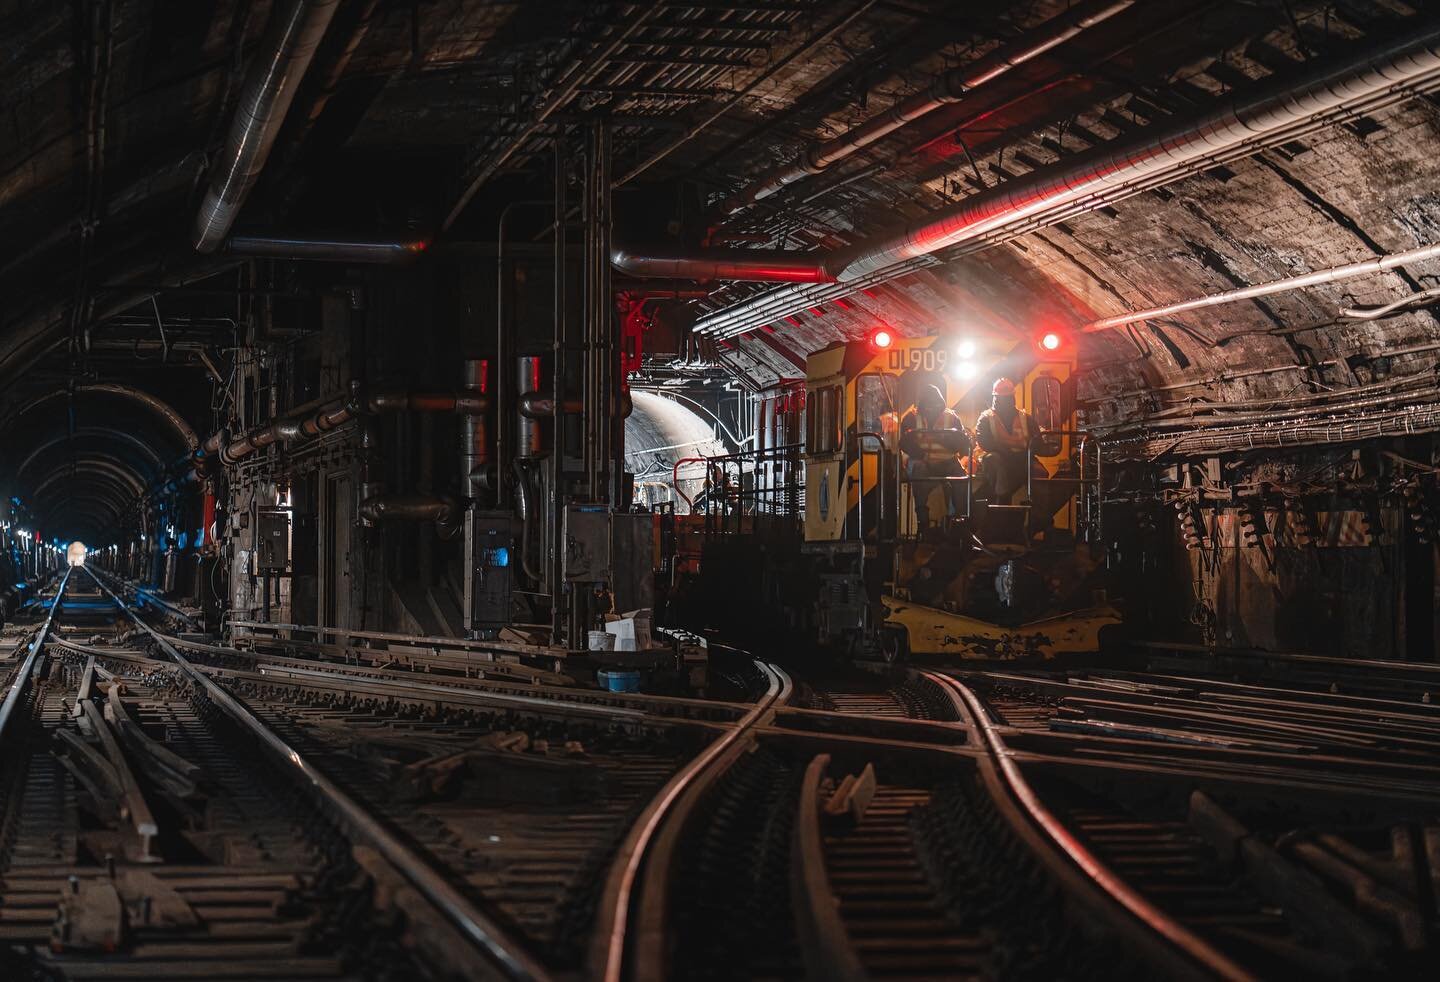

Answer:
[255,511,290,570]
[467,511,514,632]
[564,505,612,582]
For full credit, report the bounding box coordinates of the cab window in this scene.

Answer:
[856,373,898,450]
[1030,375,1061,431]
[806,384,844,454]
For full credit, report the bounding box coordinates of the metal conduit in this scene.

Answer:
[716,0,1135,215]
[1082,242,1440,331]
[193,0,342,252]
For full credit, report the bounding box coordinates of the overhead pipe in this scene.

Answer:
[357,494,462,541]
[366,392,488,414]
[519,389,634,420]
[223,234,429,265]
[202,389,490,469]
[459,359,490,500]
[610,245,836,283]
[1341,286,1440,320]
[614,287,713,301]
[715,0,1136,215]
[1082,241,1440,332]
[511,462,543,583]
[358,417,384,513]
[696,26,1440,337]
[193,0,342,252]
[495,199,556,508]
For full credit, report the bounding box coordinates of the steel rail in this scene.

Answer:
[590,660,791,982]
[238,662,654,723]
[925,672,1254,981]
[83,567,551,982]
[156,631,749,722]
[790,752,866,982]
[0,568,72,744]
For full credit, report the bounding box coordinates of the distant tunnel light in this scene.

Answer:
[871,328,894,350]
[67,542,87,567]
[1040,331,1063,351]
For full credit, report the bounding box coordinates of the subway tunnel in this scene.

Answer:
[0,2,1438,978]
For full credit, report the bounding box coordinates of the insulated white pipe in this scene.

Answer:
[1081,241,1440,331]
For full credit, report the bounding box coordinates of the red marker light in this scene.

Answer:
[1040,331,1062,351]
[872,329,893,349]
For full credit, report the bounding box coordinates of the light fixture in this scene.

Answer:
[871,328,894,350]
[1040,331,1063,351]
[957,339,976,359]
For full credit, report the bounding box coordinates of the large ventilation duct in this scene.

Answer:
[610,245,836,283]
[716,0,1136,216]
[193,0,341,253]
[695,27,1440,338]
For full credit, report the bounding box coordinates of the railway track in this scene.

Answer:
[5,568,1436,979]
[4,567,797,980]
[0,569,538,980]
[582,663,1437,981]
[934,672,1440,980]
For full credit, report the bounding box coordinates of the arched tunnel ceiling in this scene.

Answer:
[1,0,1439,477]
[0,387,201,542]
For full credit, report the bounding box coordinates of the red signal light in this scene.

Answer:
[872,329,893,350]
[1040,331,1063,351]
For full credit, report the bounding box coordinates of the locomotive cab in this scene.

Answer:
[802,331,1118,661]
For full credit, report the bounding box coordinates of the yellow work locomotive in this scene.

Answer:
[800,328,1118,661]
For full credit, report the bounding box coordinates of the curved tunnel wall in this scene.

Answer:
[625,390,729,512]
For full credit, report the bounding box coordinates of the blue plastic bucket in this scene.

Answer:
[598,669,642,693]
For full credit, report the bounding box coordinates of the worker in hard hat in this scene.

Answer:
[974,378,1042,504]
[899,384,971,534]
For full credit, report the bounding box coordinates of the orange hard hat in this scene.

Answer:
[992,377,1016,397]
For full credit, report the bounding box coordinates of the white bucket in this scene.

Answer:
[587,630,614,651]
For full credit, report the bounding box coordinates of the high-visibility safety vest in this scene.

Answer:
[974,407,1034,454]
[899,407,970,465]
